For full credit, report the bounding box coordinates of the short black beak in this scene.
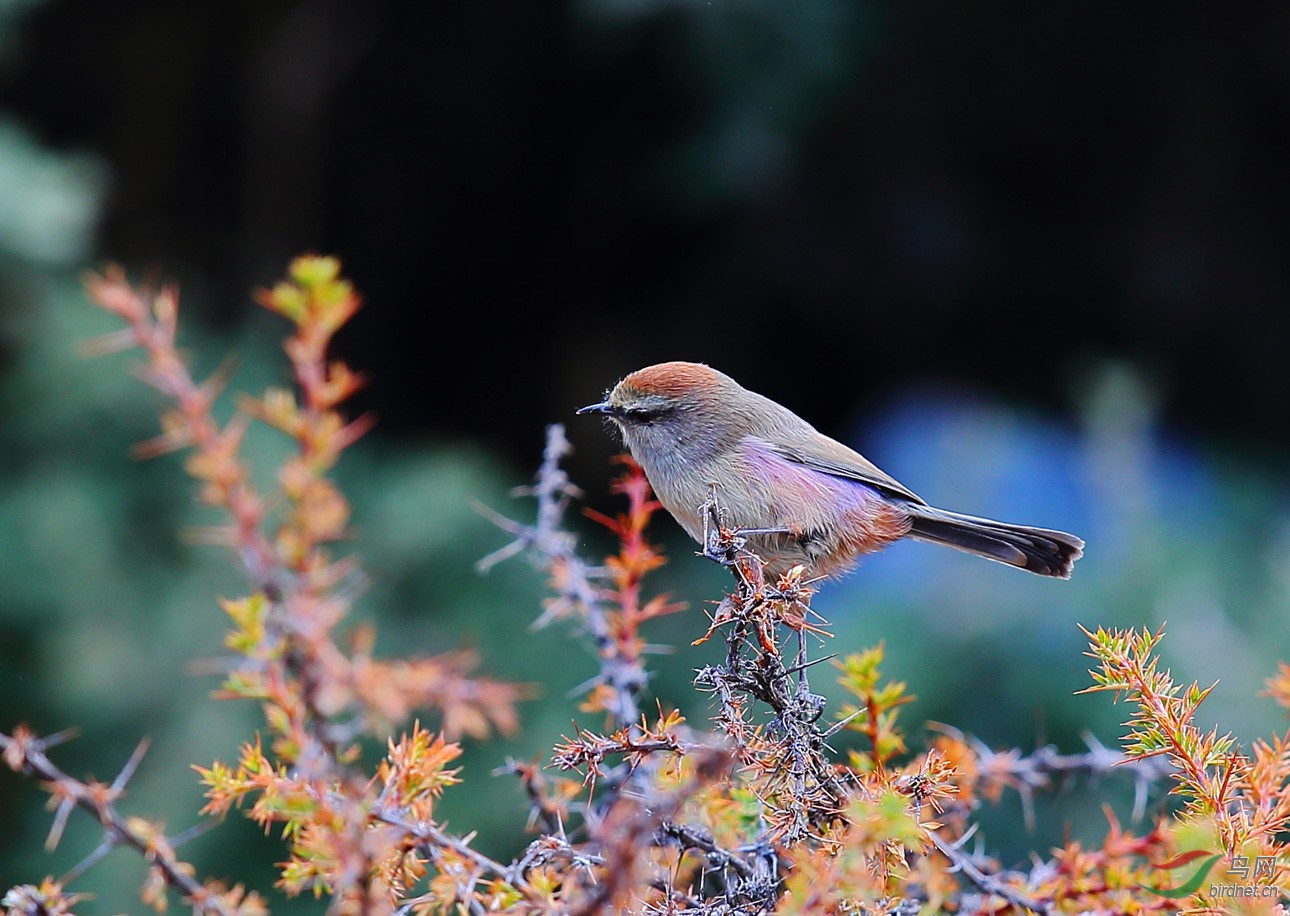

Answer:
[576,401,616,416]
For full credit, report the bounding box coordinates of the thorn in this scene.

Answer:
[169,816,222,849]
[131,428,193,460]
[58,837,115,885]
[475,537,528,574]
[566,674,605,699]
[784,653,837,676]
[45,797,74,852]
[79,327,140,356]
[490,757,520,779]
[955,821,979,849]
[1080,729,1104,750]
[37,727,81,751]
[1131,776,1149,824]
[472,500,529,538]
[181,526,240,547]
[925,721,966,742]
[198,352,241,404]
[112,737,152,791]
[821,708,865,739]
[335,412,376,451]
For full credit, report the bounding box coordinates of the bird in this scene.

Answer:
[578,361,1083,580]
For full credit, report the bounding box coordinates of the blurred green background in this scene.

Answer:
[4,0,1290,910]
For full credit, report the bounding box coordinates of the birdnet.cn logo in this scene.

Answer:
[1140,850,1284,901]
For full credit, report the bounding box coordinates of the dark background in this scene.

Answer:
[3,0,1290,909]
[7,1,1290,462]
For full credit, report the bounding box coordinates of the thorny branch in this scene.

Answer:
[6,259,1244,914]
[692,492,853,842]
[929,830,1053,916]
[1,726,255,916]
[656,822,756,880]
[935,723,1175,827]
[84,268,280,593]
[5,260,524,915]
[478,428,1196,914]
[478,424,647,726]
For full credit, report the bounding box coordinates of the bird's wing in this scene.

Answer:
[763,439,926,505]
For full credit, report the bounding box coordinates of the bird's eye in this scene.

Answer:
[623,405,666,424]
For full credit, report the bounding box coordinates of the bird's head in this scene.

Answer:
[577,361,726,423]
[577,361,748,461]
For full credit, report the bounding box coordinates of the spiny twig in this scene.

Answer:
[936,724,1175,826]
[1,726,252,916]
[930,829,1053,916]
[693,488,852,840]
[477,424,647,726]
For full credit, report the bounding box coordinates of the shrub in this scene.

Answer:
[3,258,1287,915]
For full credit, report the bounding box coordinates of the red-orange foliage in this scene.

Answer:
[4,258,1289,916]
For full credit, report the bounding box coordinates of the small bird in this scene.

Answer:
[578,361,1083,580]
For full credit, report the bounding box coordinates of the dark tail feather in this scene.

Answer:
[905,505,1084,579]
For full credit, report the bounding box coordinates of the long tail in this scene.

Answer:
[905,504,1084,578]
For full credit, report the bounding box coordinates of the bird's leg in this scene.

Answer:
[700,484,754,569]
[700,485,730,561]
